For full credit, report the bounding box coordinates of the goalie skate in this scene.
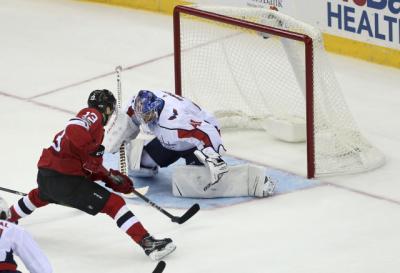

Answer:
[140,235,176,261]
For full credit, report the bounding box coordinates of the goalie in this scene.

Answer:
[104,90,275,198]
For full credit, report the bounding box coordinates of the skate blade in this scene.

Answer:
[149,243,176,261]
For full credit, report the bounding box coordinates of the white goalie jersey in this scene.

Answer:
[139,90,224,152]
[105,90,224,154]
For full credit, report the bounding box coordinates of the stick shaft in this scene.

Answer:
[115,65,128,175]
[132,189,200,224]
[132,189,175,218]
[0,186,27,196]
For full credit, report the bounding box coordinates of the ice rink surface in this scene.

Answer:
[1,0,400,272]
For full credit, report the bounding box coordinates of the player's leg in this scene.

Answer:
[180,147,203,166]
[7,169,52,223]
[143,137,206,167]
[35,169,175,260]
[127,137,182,177]
[8,188,49,223]
[34,169,147,237]
[99,192,176,260]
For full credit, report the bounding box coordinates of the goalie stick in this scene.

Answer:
[114,65,149,198]
[152,261,166,273]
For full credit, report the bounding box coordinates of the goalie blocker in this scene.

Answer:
[172,163,276,198]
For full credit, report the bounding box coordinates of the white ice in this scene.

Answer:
[1,0,400,273]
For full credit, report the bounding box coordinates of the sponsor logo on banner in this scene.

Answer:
[327,0,400,45]
[246,0,284,8]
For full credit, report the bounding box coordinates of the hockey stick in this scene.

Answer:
[0,186,27,197]
[0,184,199,224]
[114,65,149,197]
[132,188,200,224]
[152,261,166,273]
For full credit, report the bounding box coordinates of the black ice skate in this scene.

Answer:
[140,235,176,261]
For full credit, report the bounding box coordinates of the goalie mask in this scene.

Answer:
[88,89,116,125]
[134,90,164,127]
[0,196,10,220]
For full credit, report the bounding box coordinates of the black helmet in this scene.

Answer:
[87,89,116,125]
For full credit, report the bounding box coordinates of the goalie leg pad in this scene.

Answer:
[172,163,267,198]
[126,139,146,171]
[126,139,158,177]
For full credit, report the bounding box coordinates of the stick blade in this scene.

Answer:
[152,261,166,273]
[174,203,200,224]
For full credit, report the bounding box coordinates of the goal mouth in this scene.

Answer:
[173,5,385,178]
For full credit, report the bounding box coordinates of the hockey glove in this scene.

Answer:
[103,169,134,194]
[90,144,105,157]
[194,147,228,189]
[83,145,109,178]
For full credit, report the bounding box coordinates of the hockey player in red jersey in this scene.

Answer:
[7,89,176,261]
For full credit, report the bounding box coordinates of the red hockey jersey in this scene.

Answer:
[38,108,105,176]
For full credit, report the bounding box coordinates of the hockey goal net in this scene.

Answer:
[173,5,384,178]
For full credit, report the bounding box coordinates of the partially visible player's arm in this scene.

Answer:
[66,126,134,194]
[11,225,53,273]
[174,117,224,152]
[64,111,102,161]
[65,116,108,178]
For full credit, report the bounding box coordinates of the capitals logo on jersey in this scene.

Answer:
[168,109,178,120]
[190,120,202,129]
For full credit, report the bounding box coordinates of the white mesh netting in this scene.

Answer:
[177,5,384,177]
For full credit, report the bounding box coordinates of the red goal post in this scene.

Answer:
[173,5,384,178]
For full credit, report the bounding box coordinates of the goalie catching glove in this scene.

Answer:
[194,147,228,189]
[83,145,134,194]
